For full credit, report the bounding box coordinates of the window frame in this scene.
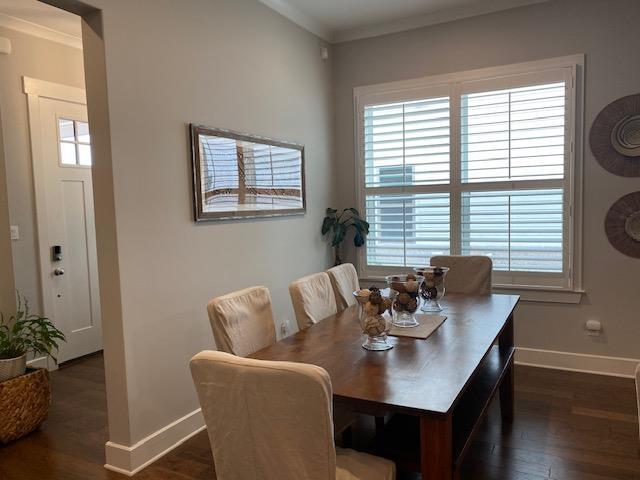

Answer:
[354,55,584,302]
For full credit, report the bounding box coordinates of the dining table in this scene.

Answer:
[250,293,519,479]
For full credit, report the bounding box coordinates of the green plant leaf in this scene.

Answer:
[332,223,346,246]
[347,207,360,217]
[0,292,66,360]
[354,230,365,247]
[325,207,338,215]
[321,216,335,235]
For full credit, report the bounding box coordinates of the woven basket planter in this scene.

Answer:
[0,354,27,382]
[0,368,50,444]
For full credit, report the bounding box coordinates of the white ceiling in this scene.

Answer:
[259,0,552,42]
[0,0,81,49]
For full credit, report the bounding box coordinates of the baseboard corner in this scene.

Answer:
[104,408,205,475]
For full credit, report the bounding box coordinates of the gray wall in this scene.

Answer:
[0,100,14,313]
[76,0,335,445]
[0,26,85,314]
[332,0,640,359]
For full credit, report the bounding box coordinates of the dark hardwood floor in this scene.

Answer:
[0,353,638,479]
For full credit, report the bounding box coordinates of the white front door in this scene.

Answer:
[37,97,102,363]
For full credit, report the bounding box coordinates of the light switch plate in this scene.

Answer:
[10,225,19,240]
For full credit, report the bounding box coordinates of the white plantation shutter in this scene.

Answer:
[459,79,568,277]
[357,63,577,289]
[365,193,450,267]
[364,97,450,187]
[461,82,566,183]
[363,94,451,268]
[461,189,564,272]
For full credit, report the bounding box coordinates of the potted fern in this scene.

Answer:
[0,294,65,382]
[321,207,370,265]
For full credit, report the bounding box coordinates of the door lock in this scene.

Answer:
[54,268,65,276]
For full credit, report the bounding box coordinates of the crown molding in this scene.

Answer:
[257,0,332,41]
[334,0,551,43]
[258,0,551,44]
[0,12,82,50]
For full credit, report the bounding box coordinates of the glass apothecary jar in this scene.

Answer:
[414,266,449,312]
[385,274,424,328]
[353,287,396,351]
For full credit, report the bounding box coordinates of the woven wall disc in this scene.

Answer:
[605,192,640,258]
[590,94,640,176]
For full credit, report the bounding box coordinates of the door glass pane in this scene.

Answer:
[78,144,92,166]
[60,142,77,165]
[76,121,90,143]
[59,119,75,142]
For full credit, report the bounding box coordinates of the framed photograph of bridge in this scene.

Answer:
[190,125,306,221]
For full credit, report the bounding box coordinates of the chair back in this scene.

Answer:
[289,272,337,330]
[326,263,359,312]
[430,255,492,294]
[190,351,337,480]
[207,286,276,357]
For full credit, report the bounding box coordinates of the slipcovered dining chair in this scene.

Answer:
[430,255,493,295]
[326,263,360,312]
[207,286,276,357]
[190,351,396,480]
[289,272,338,331]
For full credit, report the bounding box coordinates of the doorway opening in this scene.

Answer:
[1,1,101,368]
[1,0,128,476]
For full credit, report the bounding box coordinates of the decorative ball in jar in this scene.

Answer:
[414,266,449,312]
[384,274,424,328]
[353,287,395,351]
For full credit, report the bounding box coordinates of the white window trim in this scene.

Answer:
[353,55,584,303]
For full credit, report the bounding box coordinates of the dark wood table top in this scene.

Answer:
[250,293,519,416]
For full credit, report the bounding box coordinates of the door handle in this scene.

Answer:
[54,268,65,276]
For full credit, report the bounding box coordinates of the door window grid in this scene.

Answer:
[58,118,91,166]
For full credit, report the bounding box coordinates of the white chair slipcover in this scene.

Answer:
[326,263,360,312]
[207,286,276,357]
[430,255,493,295]
[289,272,338,331]
[190,351,395,480]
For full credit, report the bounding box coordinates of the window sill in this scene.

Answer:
[359,276,585,305]
[493,285,584,304]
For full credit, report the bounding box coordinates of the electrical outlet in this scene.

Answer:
[10,225,19,240]
[585,319,602,336]
[280,321,288,336]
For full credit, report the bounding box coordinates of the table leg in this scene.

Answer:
[499,313,515,425]
[420,414,453,480]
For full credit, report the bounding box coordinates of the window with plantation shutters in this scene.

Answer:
[364,95,451,268]
[355,59,582,292]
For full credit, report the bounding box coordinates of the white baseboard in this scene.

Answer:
[104,408,206,476]
[100,348,637,476]
[516,347,640,378]
[26,356,48,369]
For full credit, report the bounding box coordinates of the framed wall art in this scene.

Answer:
[190,125,306,221]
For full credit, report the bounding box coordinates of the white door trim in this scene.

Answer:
[23,76,87,369]
[23,77,86,104]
